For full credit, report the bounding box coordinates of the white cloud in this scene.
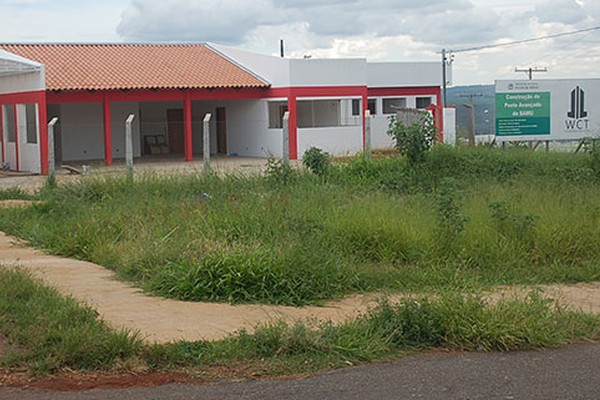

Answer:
[1,0,600,84]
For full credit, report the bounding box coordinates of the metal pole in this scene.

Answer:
[442,49,447,108]
[282,111,290,165]
[125,114,135,178]
[203,113,212,172]
[47,117,58,182]
[364,109,372,161]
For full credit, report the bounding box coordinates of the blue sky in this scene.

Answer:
[1,0,599,85]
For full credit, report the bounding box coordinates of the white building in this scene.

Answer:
[0,43,446,174]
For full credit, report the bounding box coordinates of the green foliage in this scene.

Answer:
[586,138,600,177]
[433,185,469,249]
[145,248,365,305]
[387,112,435,165]
[265,157,296,184]
[489,201,537,242]
[146,293,600,371]
[0,187,33,201]
[303,147,331,177]
[1,148,600,305]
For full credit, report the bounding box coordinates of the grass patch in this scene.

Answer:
[0,147,600,305]
[0,268,144,376]
[148,292,600,375]
[2,268,598,378]
[0,187,33,201]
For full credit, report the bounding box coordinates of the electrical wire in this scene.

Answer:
[451,25,600,53]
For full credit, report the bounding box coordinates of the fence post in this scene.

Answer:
[47,117,58,183]
[203,113,212,172]
[125,114,135,178]
[282,111,290,165]
[364,109,372,161]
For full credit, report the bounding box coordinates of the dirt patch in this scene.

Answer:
[1,371,193,392]
[0,200,35,209]
[487,283,600,314]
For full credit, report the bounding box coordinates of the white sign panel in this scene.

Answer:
[495,79,600,141]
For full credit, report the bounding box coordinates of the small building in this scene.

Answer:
[0,43,444,174]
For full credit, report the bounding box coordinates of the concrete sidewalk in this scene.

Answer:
[0,232,380,343]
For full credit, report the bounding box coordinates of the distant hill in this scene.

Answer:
[447,85,495,136]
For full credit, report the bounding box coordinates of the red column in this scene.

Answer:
[103,93,112,166]
[184,92,193,162]
[38,93,49,175]
[14,105,19,171]
[288,92,298,160]
[0,103,4,164]
[362,88,368,151]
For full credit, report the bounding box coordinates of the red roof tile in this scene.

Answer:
[0,44,269,91]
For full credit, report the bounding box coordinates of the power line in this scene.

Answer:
[451,25,600,54]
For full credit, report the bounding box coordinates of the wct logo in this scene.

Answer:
[566,86,590,130]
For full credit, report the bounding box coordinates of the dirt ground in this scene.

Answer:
[0,156,276,193]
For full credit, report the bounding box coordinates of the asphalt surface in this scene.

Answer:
[2,343,599,400]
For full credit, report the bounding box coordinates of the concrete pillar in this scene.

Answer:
[364,110,372,161]
[47,117,58,180]
[282,111,290,165]
[125,114,135,177]
[288,94,298,160]
[203,113,211,172]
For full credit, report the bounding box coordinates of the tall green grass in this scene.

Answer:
[0,147,599,304]
[145,293,600,373]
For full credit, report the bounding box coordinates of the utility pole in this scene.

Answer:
[460,93,483,146]
[515,67,547,80]
[441,49,454,108]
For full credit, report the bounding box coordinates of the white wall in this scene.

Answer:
[443,108,457,146]
[212,43,370,89]
[0,70,45,94]
[298,126,363,157]
[16,103,41,173]
[371,114,394,149]
[290,59,366,87]
[209,43,289,87]
[368,62,441,88]
[226,99,283,157]
[2,105,16,168]
[59,103,104,161]
[0,50,45,94]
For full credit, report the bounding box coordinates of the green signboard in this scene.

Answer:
[495,92,551,136]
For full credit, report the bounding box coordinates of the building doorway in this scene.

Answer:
[216,107,227,154]
[167,109,184,154]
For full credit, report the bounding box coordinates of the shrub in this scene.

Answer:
[265,157,296,184]
[387,112,435,166]
[303,147,331,177]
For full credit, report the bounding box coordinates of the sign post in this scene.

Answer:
[495,79,600,142]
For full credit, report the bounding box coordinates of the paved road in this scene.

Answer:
[2,343,599,400]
